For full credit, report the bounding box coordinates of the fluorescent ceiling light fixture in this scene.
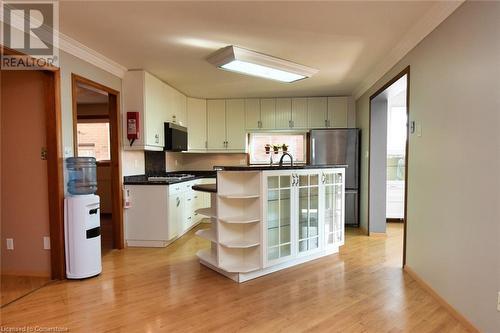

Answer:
[207,46,318,83]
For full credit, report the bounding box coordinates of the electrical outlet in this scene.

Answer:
[43,236,51,250]
[497,292,500,312]
[6,238,14,250]
[417,122,422,137]
[239,159,246,165]
[174,159,178,166]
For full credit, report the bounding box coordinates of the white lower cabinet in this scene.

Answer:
[125,178,216,247]
[263,168,344,268]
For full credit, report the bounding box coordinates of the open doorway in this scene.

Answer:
[1,53,64,305]
[368,67,409,266]
[72,74,124,253]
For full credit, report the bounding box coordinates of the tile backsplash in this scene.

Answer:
[166,152,247,171]
[145,150,166,175]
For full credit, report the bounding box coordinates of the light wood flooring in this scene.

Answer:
[0,223,469,332]
[0,275,51,307]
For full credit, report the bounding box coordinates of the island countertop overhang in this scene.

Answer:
[214,164,347,171]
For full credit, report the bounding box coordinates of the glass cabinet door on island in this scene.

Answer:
[323,170,345,249]
[297,172,320,254]
[266,174,292,263]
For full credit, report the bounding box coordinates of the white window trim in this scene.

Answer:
[248,131,307,165]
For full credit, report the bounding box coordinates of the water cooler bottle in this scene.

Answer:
[65,157,102,279]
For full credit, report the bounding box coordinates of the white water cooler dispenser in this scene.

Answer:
[64,194,102,278]
[64,157,102,279]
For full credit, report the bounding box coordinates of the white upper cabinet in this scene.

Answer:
[245,99,261,130]
[123,71,163,150]
[187,98,207,151]
[260,98,276,129]
[173,90,187,127]
[291,98,308,129]
[275,98,292,129]
[163,84,175,124]
[225,99,246,150]
[207,99,226,150]
[123,70,192,151]
[327,97,348,128]
[144,72,166,148]
[307,97,328,128]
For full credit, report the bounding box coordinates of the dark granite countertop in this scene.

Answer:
[124,170,216,185]
[213,164,347,171]
[192,184,217,193]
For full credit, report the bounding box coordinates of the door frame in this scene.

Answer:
[71,74,124,249]
[368,66,410,267]
[1,46,65,279]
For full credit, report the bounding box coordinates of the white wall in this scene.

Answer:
[356,2,500,332]
[369,98,387,233]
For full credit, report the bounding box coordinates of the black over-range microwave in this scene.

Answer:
[164,122,188,152]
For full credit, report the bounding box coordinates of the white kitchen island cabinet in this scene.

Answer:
[194,166,345,283]
[124,178,215,247]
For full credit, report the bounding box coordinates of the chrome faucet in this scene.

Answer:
[279,152,294,167]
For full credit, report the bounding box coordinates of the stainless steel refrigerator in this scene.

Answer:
[309,128,360,226]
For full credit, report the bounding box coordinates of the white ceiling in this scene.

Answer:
[60,1,438,99]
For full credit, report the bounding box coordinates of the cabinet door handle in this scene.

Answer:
[176,197,180,207]
[324,119,328,127]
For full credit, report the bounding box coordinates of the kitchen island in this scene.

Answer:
[194,165,346,282]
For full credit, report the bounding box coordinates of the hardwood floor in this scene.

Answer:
[0,275,51,307]
[0,223,469,332]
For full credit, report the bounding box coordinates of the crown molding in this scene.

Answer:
[0,4,127,78]
[353,0,464,100]
[58,32,127,78]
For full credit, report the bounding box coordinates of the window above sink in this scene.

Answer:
[248,132,306,165]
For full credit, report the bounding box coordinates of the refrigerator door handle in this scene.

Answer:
[311,137,315,163]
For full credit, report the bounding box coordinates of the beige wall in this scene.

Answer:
[57,51,139,186]
[355,2,500,331]
[1,71,51,276]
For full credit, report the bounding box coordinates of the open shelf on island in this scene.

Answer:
[220,240,260,249]
[218,193,260,199]
[195,207,216,218]
[195,228,216,242]
[217,171,261,199]
[219,216,260,224]
[196,248,217,266]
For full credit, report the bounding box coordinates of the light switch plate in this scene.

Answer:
[43,236,51,250]
[64,146,73,157]
[417,123,422,137]
[497,292,500,312]
[6,238,14,250]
